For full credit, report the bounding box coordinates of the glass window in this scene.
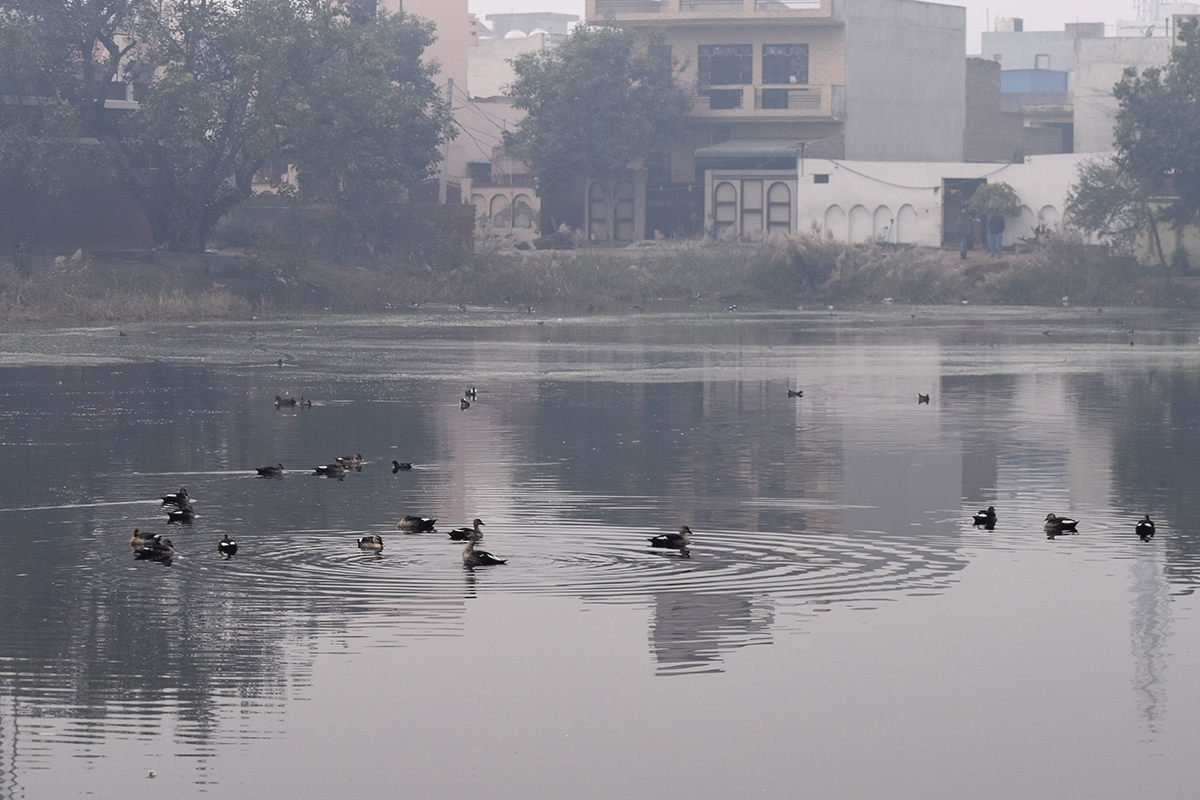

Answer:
[698,45,753,86]
[761,88,789,109]
[714,182,737,237]
[767,182,791,234]
[709,89,743,110]
[762,44,808,85]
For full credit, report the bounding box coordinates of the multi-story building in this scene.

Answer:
[584,0,967,240]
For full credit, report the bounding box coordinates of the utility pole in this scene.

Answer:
[438,78,453,204]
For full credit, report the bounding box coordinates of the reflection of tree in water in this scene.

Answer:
[1076,371,1200,593]
[650,593,774,676]
[1128,548,1171,734]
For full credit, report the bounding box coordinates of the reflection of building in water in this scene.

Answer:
[0,693,20,800]
[1129,538,1172,734]
[650,593,774,676]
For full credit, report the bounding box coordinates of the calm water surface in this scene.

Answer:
[1,306,1199,799]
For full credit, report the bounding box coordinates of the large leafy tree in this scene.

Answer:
[505,24,692,198]
[0,0,449,251]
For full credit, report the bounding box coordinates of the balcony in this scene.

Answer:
[589,0,834,23]
[694,84,843,120]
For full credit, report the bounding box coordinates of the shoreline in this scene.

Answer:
[1,237,1191,331]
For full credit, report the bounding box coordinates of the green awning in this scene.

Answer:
[693,139,809,160]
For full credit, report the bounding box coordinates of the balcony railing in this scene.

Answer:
[589,0,832,20]
[694,84,842,119]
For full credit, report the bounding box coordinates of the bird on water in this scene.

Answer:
[256,463,284,478]
[1043,513,1079,534]
[218,534,238,555]
[161,487,189,507]
[649,526,694,549]
[448,518,485,541]
[392,460,413,473]
[358,535,384,552]
[396,515,437,532]
[462,528,506,567]
[972,506,997,527]
[1136,515,1155,540]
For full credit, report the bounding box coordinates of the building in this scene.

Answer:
[735,152,1086,248]
[584,0,968,242]
[963,57,1067,162]
[980,21,1107,153]
[484,12,579,44]
[1074,36,1173,153]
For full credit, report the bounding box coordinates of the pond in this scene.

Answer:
[1,305,1198,799]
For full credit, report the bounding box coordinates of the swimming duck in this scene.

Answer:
[462,529,506,567]
[448,518,484,541]
[134,536,174,561]
[358,534,384,552]
[313,463,345,479]
[460,398,471,410]
[161,487,189,507]
[167,505,195,524]
[337,454,364,470]
[918,393,930,404]
[464,387,477,400]
[396,515,437,532]
[391,460,413,473]
[299,397,312,409]
[1044,513,1079,533]
[787,389,803,398]
[130,528,160,548]
[275,395,297,407]
[218,534,238,555]
[649,526,693,549]
[972,506,997,526]
[256,463,284,478]
[1136,515,1155,540]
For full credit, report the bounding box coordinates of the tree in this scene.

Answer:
[0,0,449,252]
[1113,18,1200,231]
[505,24,692,199]
[1064,156,1158,259]
[967,182,1021,219]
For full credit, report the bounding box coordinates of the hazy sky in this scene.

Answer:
[466,1,1151,53]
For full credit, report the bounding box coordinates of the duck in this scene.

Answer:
[313,463,346,479]
[1136,515,1156,540]
[448,518,484,541]
[130,528,160,548]
[649,525,693,549]
[337,454,364,470]
[787,388,803,398]
[391,460,413,473]
[358,534,384,552]
[299,397,312,409]
[161,487,189,507]
[918,393,930,404]
[167,505,196,524]
[464,387,477,400]
[218,534,238,555]
[134,536,174,561]
[972,506,997,526]
[275,395,297,407]
[462,529,506,567]
[460,398,471,410]
[396,515,437,532]
[256,463,284,478]
[1043,513,1079,533]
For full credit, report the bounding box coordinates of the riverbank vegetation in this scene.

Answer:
[0,233,1192,330]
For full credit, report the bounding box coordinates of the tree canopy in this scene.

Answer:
[968,182,1021,219]
[1113,17,1200,229]
[505,24,692,198]
[0,0,450,251]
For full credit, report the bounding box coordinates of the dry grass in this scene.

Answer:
[0,234,1187,330]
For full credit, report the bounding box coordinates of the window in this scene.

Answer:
[714,182,738,237]
[762,44,809,85]
[588,182,609,241]
[709,89,743,110]
[1035,54,1049,70]
[767,182,791,234]
[698,45,753,87]
[741,180,763,235]
[813,174,830,184]
[761,88,789,109]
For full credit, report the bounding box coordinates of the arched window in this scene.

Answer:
[873,206,893,242]
[471,194,487,226]
[588,182,609,241]
[489,194,511,228]
[767,182,791,234]
[613,181,636,241]
[824,205,847,241]
[714,181,738,237]
[896,204,919,244]
[849,205,871,244]
[513,195,534,229]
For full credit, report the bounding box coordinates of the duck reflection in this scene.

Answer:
[650,593,774,676]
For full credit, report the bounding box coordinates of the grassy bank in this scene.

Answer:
[1,235,1191,329]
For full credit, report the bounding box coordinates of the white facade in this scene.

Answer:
[1074,37,1172,153]
[705,153,1094,248]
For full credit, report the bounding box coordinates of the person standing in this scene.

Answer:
[956,208,974,259]
[988,213,1006,257]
